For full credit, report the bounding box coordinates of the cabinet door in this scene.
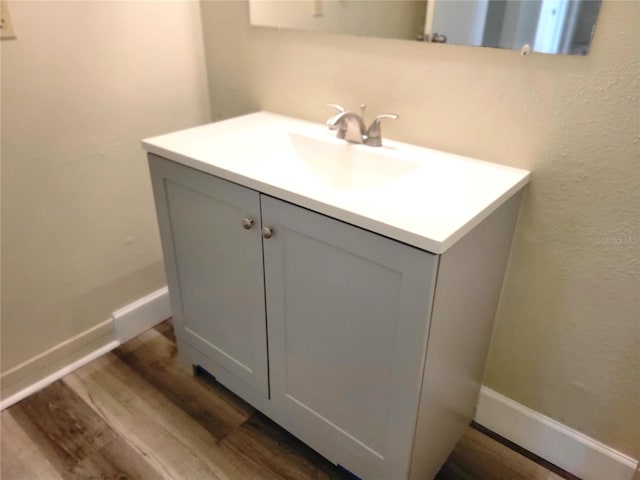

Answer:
[149,155,268,397]
[261,196,438,479]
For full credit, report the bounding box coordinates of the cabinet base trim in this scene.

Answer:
[475,386,638,480]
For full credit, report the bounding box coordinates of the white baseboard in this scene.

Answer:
[475,386,639,480]
[1,287,172,411]
[0,340,120,411]
[113,286,171,344]
[1,318,115,407]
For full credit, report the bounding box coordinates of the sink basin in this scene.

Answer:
[286,132,419,192]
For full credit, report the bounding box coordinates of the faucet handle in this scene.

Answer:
[326,103,345,131]
[366,114,399,147]
[371,113,399,122]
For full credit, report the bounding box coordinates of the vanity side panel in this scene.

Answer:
[409,193,523,480]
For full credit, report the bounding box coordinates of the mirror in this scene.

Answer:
[249,0,601,55]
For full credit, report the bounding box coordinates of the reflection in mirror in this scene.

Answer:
[249,0,601,56]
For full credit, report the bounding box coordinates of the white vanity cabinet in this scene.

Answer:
[150,153,441,477]
[143,111,529,480]
[148,152,524,480]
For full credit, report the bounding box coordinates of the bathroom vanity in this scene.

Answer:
[143,112,529,479]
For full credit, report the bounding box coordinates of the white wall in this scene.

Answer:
[199,0,639,459]
[1,1,210,392]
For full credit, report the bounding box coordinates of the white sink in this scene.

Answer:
[142,111,530,253]
[286,132,419,192]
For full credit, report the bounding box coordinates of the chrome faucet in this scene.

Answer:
[326,103,398,147]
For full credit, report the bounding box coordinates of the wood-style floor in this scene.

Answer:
[1,320,571,480]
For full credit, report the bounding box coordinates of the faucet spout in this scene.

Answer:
[327,111,367,144]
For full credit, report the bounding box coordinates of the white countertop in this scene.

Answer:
[142,112,530,254]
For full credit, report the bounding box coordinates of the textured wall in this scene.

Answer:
[199,1,639,457]
[1,2,211,373]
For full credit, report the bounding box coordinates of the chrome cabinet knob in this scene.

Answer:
[261,226,274,239]
[242,217,254,230]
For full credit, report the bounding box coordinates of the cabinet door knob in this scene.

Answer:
[261,226,274,239]
[242,217,254,230]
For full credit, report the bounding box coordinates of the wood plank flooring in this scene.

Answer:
[2,320,573,480]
